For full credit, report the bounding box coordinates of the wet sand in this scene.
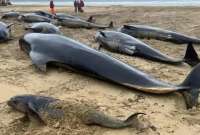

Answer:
[0,5,200,135]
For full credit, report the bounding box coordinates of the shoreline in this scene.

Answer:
[11,2,200,7]
[2,5,200,10]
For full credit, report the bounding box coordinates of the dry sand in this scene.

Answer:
[0,5,200,135]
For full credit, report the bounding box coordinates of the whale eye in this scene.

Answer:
[12,100,18,105]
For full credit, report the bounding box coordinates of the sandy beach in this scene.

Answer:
[0,5,200,135]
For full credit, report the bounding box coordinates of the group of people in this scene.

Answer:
[49,0,85,15]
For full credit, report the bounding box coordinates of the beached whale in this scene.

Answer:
[18,13,52,23]
[0,21,13,42]
[33,10,55,19]
[19,33,200,109]
[7,95,145,129]
[95,31,200,66]
[55,13,95,23]
[118,25,200,45]
[55,13,81,20]
[25,22,61,34]
[1,11,20,19]
[33,11,95,23]
[56,17,113,29]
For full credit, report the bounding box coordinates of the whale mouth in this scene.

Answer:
[7,96,28,113]
[7,97,19,111]
[19,37,31,55]
[7,99,14,107]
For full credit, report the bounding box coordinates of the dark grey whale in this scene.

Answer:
[19,33,200,109]
[34,10,55,19]
[118,25,200,45]
[25,22,61,34]
[7,95,145,128]
[55,13,95,23]
[1,11,20,19]
[18,13,52,23]
[95,31,199,66]
[56,17,113,29]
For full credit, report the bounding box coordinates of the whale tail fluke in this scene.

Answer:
[84,111,145,129]
[124,113,146,124]
[179,63,200,109]
[184,43,200,67]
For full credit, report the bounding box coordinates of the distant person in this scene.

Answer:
[80,0,85,12]
[1,0,6,5]
[7,0,12,5]
[74,0,85,14]
[49,0,56,15]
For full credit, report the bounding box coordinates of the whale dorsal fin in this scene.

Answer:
[184,43,200,66]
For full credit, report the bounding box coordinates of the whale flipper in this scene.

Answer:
[119,45,136,55]
[27,102,46,124]
[30,52,50,72]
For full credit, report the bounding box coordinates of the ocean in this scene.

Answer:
[11,0,200,6]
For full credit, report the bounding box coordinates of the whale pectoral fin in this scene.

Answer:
[30,52,50,72]
[119,45,136,55]
[27,102,46,125]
